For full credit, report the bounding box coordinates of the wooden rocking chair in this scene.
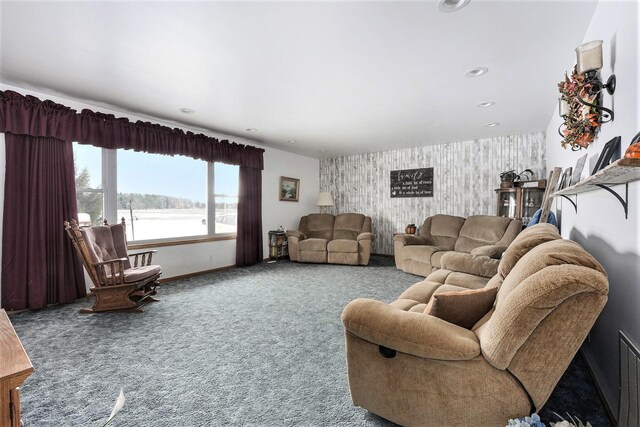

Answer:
[64,219,161,314]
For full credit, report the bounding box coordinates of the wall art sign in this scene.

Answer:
[390,167,433,198]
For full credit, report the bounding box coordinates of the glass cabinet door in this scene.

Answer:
[497,190,518,218]
[521,189,544,226]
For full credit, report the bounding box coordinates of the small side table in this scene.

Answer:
[268,231,289,261]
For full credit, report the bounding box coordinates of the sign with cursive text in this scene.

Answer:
[390,167,433,198]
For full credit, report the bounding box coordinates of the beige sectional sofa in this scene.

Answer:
[394,214,522,285]
[286,213,373,265]
[342,224,609,426]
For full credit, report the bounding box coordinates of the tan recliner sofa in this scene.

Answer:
[394,214,522,285]
[342,224,609,426]
[286,213,373,265]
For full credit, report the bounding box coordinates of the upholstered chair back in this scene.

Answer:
[476,238,608,410]
[81,224,131,267]
[75,223,131,284]
[299,214,335,240]
[333,213,371,240]
[419,214,466,250]
[454,215,521,253]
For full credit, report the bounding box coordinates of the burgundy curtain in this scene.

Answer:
[1,133,86,310]
[0,90,264,170]
[235,166,263,266]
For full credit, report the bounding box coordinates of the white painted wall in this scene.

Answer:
[261,147,319,256]
[544,0,639,417]
[0,84,319,296]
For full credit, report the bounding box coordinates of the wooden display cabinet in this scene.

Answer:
[495,184,546,227]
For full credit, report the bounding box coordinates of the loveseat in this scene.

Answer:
[286,213,373,265]
[342,224,609,426]
[394,214,522,285]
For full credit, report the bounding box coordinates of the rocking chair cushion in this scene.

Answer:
[106,265,162,284]
[123,265,162,283]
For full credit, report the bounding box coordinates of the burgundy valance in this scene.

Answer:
[0,90,264,170]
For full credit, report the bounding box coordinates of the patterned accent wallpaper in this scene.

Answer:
[319,132,546,255]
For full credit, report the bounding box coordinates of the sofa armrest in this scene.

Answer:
[439,252,499,279]
[470,245,509,259]
[342,298,480,360]
[393,234,428,245]
[285,230,306,240]
[357,232,373,241]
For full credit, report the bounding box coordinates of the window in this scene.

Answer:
[73,145,239,243]
[214,163,239,234]
[73,143,104,226]
[117,150,208,241]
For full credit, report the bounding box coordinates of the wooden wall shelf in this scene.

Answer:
[553,158,640,218]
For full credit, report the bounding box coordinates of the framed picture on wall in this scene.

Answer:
[557,167,572,191]
[571,153,587,185]
[591,136,621,175]
[279,176,300,202]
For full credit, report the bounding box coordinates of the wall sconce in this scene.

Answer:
[557,98,570,138]
[317,191,334,212]
[575,40,615,122]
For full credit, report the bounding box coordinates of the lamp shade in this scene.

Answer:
[317,192,334,206]
[575,40,603,75]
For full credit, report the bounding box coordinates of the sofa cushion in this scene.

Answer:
[328,252,358,265]
[430,250,455,269]
[403,245,442,262]
[333,213,368,240]
[304,213,335,240]
[425,287,498,329]
[327,239,358,253]
[421,215,465,249]
[443,272,491,289]
[298,251,327,263]
[298,238,328,252]
[397,280,442,305]
[497,223,561,278]
[454,215,514,253]
[439,252,500,278]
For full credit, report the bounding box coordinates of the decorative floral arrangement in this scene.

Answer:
[507,413,545,427]
[506,412,592,427]
[558,66,601,150]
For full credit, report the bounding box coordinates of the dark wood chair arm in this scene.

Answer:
[128,250,157,267]
[129,250,157,256]
[91,258,128,267]
[91,258,127,286]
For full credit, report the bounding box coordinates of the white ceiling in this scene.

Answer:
[0,0,597,158]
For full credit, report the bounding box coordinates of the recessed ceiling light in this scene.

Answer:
[320,149,328,153]
[485,122,500,127]
[287,139,296,143]
[245,128,257,132]
[466,67,489,78]
[179,108,195,114]
[477,101,495,108]
[438,0,471,13]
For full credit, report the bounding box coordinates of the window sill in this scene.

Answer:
[128,234,236,250]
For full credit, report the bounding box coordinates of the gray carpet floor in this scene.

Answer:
[9,256,611,426]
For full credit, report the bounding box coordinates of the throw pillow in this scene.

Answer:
[424,287,498,329]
